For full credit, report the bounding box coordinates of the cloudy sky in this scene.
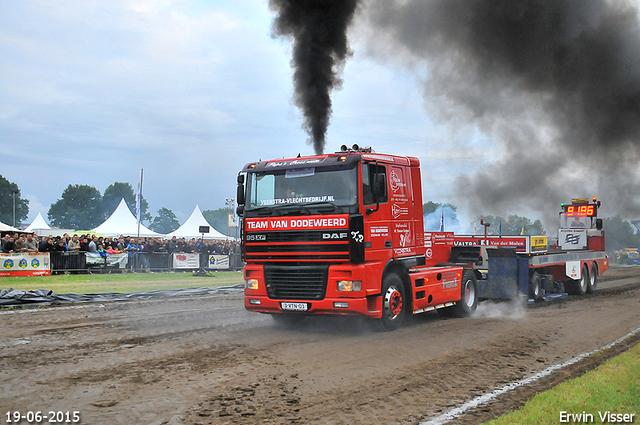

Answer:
[3,0,638,230]
[2,0,480,226]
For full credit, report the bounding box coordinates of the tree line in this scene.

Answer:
[1,174,638,249]
[0,175,236,235]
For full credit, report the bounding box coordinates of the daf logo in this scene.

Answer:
[322,232,348,240]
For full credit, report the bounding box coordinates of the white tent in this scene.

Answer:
[25,212,51,232]
[0,221,21,233]
[92,198,162,238]
[165,205,232,240]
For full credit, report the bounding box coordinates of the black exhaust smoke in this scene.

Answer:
[269,0,359,155]
[362,0,640,220]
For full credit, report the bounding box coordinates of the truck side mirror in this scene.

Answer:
[373,173,386,198]
[596,218,603,230]
[366,173,386,215]
[236,174,245,206]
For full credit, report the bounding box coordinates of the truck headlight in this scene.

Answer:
[337,280,361,291]
[245,279,259,290]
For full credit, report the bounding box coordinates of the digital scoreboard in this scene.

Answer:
[561,198,599,217]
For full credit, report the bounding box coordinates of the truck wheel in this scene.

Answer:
[378,273,406,331]
[451,269,478,317]
[587,263,598,294]
[566,264,588,295]
[529,271,542,301]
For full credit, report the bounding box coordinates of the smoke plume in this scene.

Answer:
[269,0,359,154]
[361,0,640,222]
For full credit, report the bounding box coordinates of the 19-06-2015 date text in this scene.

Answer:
[5,411,80,423]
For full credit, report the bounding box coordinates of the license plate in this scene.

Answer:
[281,302,308,312]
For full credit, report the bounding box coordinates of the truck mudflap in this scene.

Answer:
[244,296,381,317]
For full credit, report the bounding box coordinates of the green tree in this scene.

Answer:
[103,182,151,223]
[202,208,231,236]
[602,216,640,250]
[48,184,105,229]
[476,214,544,235]
[149,207,180,234]
[0,175,29,227]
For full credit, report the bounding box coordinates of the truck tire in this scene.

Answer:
[529,271,542,301]
[587,262,598,294]
[378,273,406,331]
[566,264,589,295]
[451,269,478,317]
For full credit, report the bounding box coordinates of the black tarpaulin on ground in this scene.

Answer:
[0,284,244,306]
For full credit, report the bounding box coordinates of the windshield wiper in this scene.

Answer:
[301,201,344,213]
[271,204,312,215]
[247,206,281,216]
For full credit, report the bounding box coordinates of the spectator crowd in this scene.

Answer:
[1,233,237,256]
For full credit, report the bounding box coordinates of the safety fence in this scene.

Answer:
[1,252,243,276]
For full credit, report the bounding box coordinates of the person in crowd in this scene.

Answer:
[54,238,67,252]
[13,235,26,252]
[1,234,10,251]
[96,244,107,257]
[87,236,98,253]
[79,235,90,252]
[24,233,38,252]
[68,234,81,253]
[2,235,15,253]
[167,236,179,253]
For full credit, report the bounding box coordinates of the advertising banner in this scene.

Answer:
[559,229,588,250]
[173,253,200,269]
[85,252,129,268]
[0,253,50,277]
[453,235,530,253]
[208,255,229,270]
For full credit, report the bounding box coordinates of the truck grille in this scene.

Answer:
[264,265,328,300]
[245,230,350,262]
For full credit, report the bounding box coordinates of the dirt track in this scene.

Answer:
[1,267,639,425]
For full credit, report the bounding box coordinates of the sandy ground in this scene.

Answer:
[1,266,639,425]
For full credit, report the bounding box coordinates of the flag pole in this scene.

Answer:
[137,169,143,239]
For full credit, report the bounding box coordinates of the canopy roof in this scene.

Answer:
[92,198,162,238]
[165,205,231,240]
[25,212,51,232]
[0,221,21,233]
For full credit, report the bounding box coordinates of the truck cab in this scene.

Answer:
[237,145,474,330]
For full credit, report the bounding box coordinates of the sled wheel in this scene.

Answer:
[529,271,543,301]
[587,263,598,294]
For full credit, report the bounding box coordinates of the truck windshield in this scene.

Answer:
[246,165,358,213]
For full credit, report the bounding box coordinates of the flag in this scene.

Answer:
[520,226,525,235]
[499,221,502,236]
[439,212,445,231]
[228,213,237,228]
[473,218,477,235]
[136,169,143,225]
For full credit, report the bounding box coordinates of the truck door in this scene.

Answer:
[388,165,414,255]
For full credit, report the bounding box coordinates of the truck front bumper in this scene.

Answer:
[244,295,382,318]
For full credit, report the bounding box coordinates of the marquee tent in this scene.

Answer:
[0,221,21,233]
[92,198,162,238]
[164,205,232,240]
[25,212,51,232]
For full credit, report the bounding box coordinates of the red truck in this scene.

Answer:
[236,146,608,330]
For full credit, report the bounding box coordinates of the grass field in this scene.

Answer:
[0,271,245,294]
[485,342,640,424]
